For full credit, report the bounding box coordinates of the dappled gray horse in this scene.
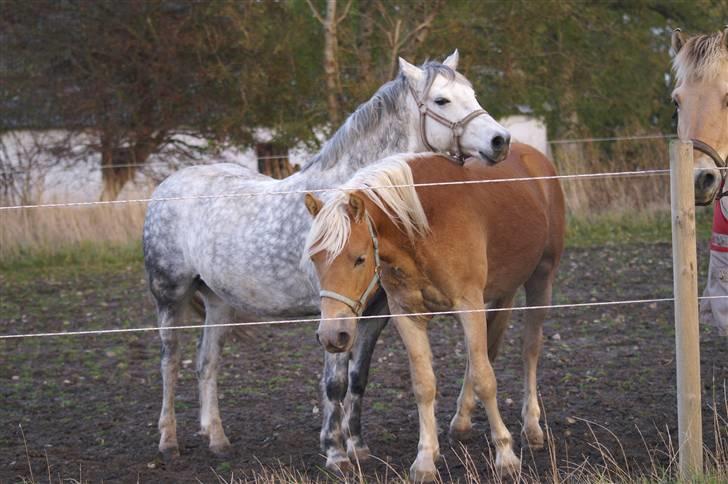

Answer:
[143,51,511,465]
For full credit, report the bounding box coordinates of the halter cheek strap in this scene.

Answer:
[319,214,381,317]
[408,74,488,164]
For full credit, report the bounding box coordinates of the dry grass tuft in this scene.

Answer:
[0,203,147,260]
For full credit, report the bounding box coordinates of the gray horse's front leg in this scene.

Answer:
[320,292,388,471]
[343,315,388,462]
[321,351,351,471]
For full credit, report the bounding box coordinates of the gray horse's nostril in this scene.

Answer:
[492,133,510,153]
[315,332,322,346]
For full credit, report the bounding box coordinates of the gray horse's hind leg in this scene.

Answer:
[321,292,388,471]
[196,289,233,455]
[151,275,196,460]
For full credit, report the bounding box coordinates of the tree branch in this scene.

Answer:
[305,0,326,25]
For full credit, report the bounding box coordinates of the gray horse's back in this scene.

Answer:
[143,163,275,304]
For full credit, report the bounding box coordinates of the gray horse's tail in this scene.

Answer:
[189,291,256,341]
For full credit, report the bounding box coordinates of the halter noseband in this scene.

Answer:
[319,213,381,317]
[691,138,728,205]
[408,73,488,164]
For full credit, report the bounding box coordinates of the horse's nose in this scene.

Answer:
[696,170,718,192]
[316,328,353,353]
[491,133,511,161]
[335,331,351,349]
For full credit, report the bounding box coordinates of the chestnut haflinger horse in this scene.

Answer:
[671,28,728,332]
[143,51,511,461]
[304,145,565,481]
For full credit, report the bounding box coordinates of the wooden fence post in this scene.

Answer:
[669,139,703,477]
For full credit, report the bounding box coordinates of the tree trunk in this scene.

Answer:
[99,133,156,201]
[323,0,341,126]
[357,0,376,86]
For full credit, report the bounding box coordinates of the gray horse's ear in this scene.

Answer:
[443,49,459,70]
[671,28,686,56]
[304,193,323,217]
[723,26,728,49]
[348,194,365,222]
[399,57,423,82]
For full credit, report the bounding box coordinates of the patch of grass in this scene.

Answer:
[0,241,142,274]
[566,207,713,248]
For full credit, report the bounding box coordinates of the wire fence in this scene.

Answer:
[1,134,723,341]
[2,295,727,340]
[0,133,679,176]
[0,167,675,211]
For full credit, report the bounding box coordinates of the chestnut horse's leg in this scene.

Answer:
[520,272,554,450]
[196,291,233,455]
[456,299,520,476]
[343,296,389,462]
[394,314,439,483]
[449,294,515,442]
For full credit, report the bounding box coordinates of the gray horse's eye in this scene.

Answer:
[434,97,450,106]
[354,256,365,267]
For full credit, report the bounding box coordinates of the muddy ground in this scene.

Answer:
[2,242,727,483]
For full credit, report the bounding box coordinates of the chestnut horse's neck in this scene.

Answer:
[364,145,565,309]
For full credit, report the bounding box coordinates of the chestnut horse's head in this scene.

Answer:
[302,156,430,353]
[671,27,728,205]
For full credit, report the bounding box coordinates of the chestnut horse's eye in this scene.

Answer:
[434,97,450,106]
[354,256,365,267]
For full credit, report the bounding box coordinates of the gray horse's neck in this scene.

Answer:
[292,76,413,189]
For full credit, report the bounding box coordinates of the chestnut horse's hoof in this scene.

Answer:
[209,442,232,458]
[495,449,521,477]
[448,425,477,443]
[409,460,438,483]
[521,426,545,450]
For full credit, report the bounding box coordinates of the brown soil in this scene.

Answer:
[2,242,727,483]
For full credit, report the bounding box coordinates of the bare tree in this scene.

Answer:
[0,131,63,205]
[375,1,443,79]
[306,0,354,126]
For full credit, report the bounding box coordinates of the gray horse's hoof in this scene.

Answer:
[160,446,180,462]
[326,454,354,475]
[347,443,371,463]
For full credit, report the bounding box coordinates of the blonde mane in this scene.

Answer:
[673,30,728,84]
[302,153,431,267]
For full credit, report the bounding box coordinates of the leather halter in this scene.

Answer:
[691,138,728,205]
[408,73,488,164]
[319,213,381,317]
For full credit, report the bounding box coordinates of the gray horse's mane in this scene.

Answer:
[673,30,728,83]
[302,61,466,171]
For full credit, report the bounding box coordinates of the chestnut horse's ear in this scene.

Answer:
[348,194,365,223]
[671,28,686,56]
[304,193,323,217]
